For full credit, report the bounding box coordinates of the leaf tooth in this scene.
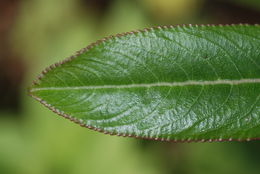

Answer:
[162,25,168,29]
[200,139,205,142]
[42,69,48,74]
[173,137,179,142]
[142,28,149,32]
[49,64,57,69]
[237,23,247,26]
[74,48,86,56]
[186,138,192,142]
[128,31,135,35]
[154,137,159,141]
[103,131,109,134]
[166,136,171,141]
[159,137,165,141]
[78,118,83,124]
[43,65,53,73]
[85,124,92,129]
[93,127,102,132]
[157,26,163,30]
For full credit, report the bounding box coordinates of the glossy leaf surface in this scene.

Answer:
[29,24,260,142]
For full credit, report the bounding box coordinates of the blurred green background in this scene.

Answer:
[1,0,260,174]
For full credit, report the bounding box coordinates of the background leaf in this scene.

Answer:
[29,24,260,142]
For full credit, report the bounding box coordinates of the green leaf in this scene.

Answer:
[29,24,260,142]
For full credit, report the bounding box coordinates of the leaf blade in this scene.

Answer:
[29,24,260,142]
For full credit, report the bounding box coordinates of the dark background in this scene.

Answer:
[1,0,260,174]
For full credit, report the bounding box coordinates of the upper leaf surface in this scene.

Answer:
[30,24,260,142]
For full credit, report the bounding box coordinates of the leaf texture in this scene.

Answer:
[29,24,260,142]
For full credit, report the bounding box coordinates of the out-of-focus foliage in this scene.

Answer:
[139,0,204,23]
[228,0,260,10]
[1,0,260,174]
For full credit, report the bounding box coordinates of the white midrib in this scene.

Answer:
[30,78,260,92]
